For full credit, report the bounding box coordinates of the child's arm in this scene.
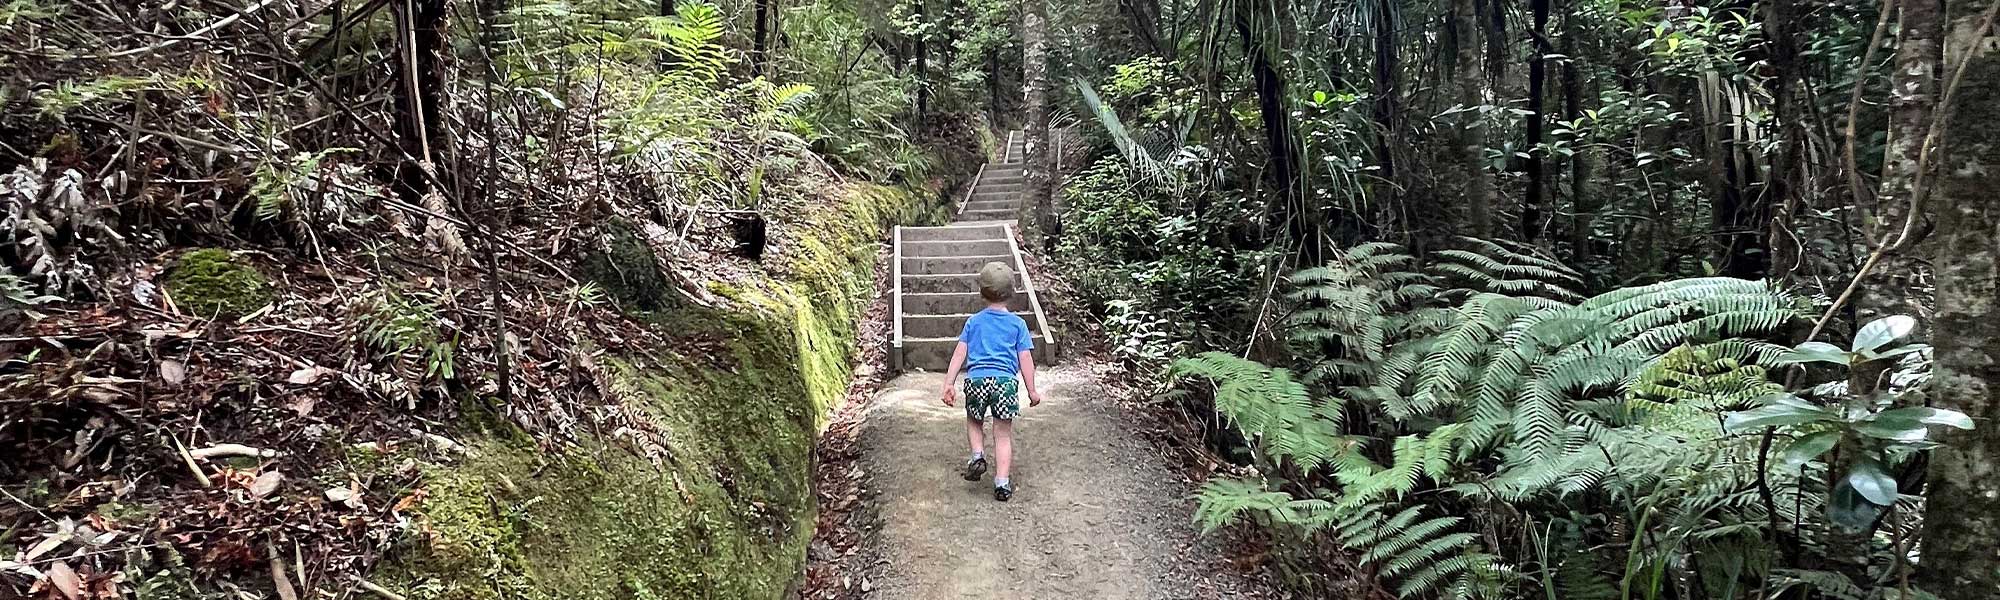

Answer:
[1020,349,1044,407]
[940,341,969,406]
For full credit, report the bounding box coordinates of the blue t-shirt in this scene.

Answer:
[959,307,1035,378]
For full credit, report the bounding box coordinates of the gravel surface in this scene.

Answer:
[845,360,1279,600]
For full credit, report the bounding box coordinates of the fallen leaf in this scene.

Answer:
[46,562,82,600]
[250,471,284,499]
[325,486,365,510]
[23,519,77,561]
[159,360,186,385]
[287,367,329,385]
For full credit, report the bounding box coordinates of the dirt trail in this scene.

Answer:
[844,361,1271,599]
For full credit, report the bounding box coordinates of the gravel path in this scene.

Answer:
[848,362,1275,600]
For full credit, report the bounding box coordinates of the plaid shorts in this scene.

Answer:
[961,376,1020,421]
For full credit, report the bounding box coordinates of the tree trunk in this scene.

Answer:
[1235,0,1312,261]
[1917,0,2000,594]
[1023,0,1056,249]
[660,0,675,16]
[1522,0,1550,242]
[1856,0,1944,319]
[391,0,464,258]
[1561,6,1596,266]
[753,0,771,76]
[1370,0,1400,238]
[915,0,929,123]
[1451,0,1493,238]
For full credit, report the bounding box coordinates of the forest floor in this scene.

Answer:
[800,235,1282,600]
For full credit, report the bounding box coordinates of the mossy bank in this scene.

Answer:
[376,181,955,600]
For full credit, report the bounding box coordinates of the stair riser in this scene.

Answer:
[956,210,1016,222]
[977,184,1025,193]
[898,338,1051,372]
[902,240,1013,257]
[901,293,1031,314]
[901,226,1009,242]
[902,312,1042,338]
[961,201,1017,213]
[901,274,1024,294]
[900,255,1018,275]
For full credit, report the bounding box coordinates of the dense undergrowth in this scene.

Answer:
[0,0,978,597]
[1036,0,1997,592]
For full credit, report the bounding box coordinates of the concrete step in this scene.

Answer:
[900,254,1017,275]
[983,165,1024,174]
[971,191,1017,202]
[898,336,1052,371]
[962,200,1017,213]
[902,239,1012,257]
[978,183,1024,193]
[901,273,1024,293]
[902,293,1030,314]
[901,225,1008,242]
[956,209,1015,222]
[982,176,1024,185]
[902,311,1041,338]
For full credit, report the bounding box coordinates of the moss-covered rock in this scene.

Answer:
[164,248,272,318]
[376,179,953,600]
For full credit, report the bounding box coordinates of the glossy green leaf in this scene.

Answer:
[1773,341,1849,366]
[1846,457,1898,506]
[1852,315,1917,354]
[1874,406,1975,430]
[1827,479,1884,532]
[1723,395,1835,432]
[1778,430,1840,470]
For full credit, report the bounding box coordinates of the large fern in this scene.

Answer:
[1179,238,1813,599]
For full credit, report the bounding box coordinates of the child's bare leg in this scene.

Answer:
[993,419,1014,482]
[965,418,985,456]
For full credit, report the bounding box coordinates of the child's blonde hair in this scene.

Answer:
[977,262,1015,303]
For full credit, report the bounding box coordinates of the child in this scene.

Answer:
[940,261,1045,501]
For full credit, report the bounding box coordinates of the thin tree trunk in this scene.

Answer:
[1523,0,1550,242]
[1370,0,1399,237]
[660,0,675,16]
[392,0,463,258]
[1918,0,2000,594]
[1856,0,1944,317]
[753,0,771,76]
[1561,3,1595,265]
[1235,0,1311,261]
[1451,0,1493,238]
[1023,0,1056,248]
[915,0,929,122]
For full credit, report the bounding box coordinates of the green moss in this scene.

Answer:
[375,178,952,599]
[164,249,272,319]
[579,220,675,312]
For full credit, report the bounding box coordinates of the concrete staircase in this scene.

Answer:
[890,132,1057,372]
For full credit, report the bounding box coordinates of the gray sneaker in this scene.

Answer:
[993,482,1013,501]
[963,457,987,481]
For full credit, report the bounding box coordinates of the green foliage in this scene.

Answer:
[163,249,273,319]
[1056,155,1269,371]
[358,289,458,380]
[1171,240,1898,599]
[1722,316,1969,531]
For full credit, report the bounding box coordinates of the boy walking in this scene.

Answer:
[940,261,1045,501]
